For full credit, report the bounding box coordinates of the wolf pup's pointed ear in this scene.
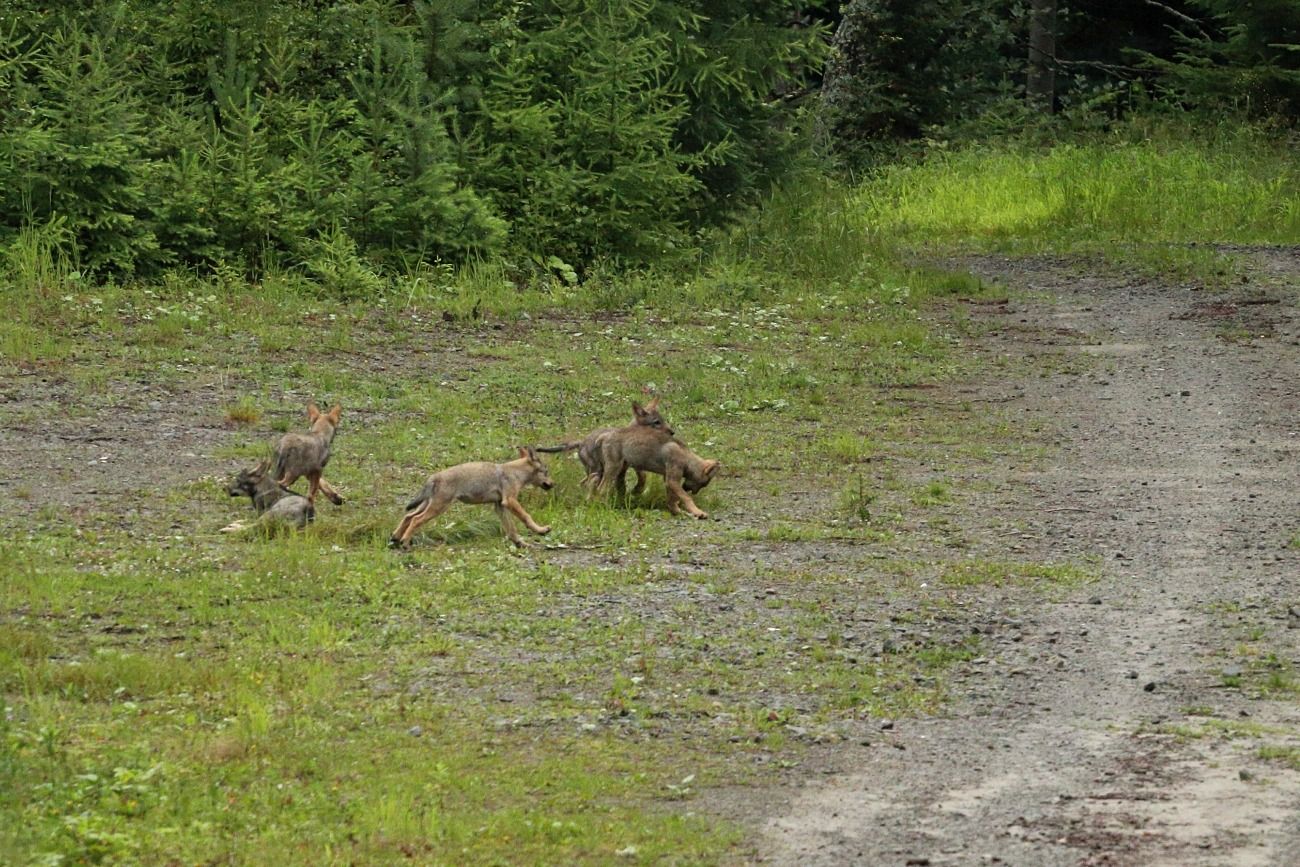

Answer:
[327,404,342,424]
[306,402,321,421]
[632,401,646,417]
[704,460,721,478]
[254,458,270,473]
[517,446,529,459]
[646,396,660,411]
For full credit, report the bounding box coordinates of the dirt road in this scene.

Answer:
[757,252,1300,866]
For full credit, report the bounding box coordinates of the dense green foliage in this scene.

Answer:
[0,0,825,280]
[3,0,1300,288]
[1144,0,1300,117]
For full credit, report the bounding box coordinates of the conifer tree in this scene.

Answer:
[473,0,699,264]
[5,22,159,272]
[1144,0,1300,119]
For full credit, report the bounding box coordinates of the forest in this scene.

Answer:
[2,0,1296,286]
[3,2,1300,865]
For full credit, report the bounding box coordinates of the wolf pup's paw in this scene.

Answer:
[329,493,345,506]
[387,536,405,550]
[536,525,552,535]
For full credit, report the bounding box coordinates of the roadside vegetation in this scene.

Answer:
[856,120,1300,279]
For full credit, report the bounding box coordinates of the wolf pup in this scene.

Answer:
[597,426,720,519]
[536,398,673,491]
[223,459,314,532]
[390,447,556,549]
[272,402,343,506]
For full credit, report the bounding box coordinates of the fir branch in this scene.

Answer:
[1143,0,1213,42]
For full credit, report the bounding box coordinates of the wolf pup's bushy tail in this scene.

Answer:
[270,448,286,484]
[535,442,580,454]
[405,479,438,513]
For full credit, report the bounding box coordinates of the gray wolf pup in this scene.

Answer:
[223,459,314,532]
[536,398,672,491]
[272,402,344,506]
[596,426,720,519]
[390,447,556,549]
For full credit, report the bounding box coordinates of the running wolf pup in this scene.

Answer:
[391,447,556,549]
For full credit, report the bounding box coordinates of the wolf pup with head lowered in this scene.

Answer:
[390,447,556,549]
[223,459,314,532]
[273,402,343,506]
[536,398,672,491]
[597,426,720,519]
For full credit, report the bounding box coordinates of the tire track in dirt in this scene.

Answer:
[756,252,1300,866]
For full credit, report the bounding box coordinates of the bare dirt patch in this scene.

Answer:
[749,251,1300,865]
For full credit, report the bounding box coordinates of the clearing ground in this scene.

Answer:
[754,249,1300,865]
[2,251,1297,864]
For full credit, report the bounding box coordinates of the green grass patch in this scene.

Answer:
[1153,718,1282,741]
[939,558,1096,589]
[1258,745,1300,771]
[854,121,1300,277]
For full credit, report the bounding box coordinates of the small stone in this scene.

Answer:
[1088,596,1103,605]
[1143,681,1157,692]
[1239,769,1255,782]
[407,725,423,737]
[880,719,895,731]
[1125,670,1138,679]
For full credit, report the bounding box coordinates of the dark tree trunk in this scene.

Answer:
[1028,0,1057,112]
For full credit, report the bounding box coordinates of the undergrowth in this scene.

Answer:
[854,119,1300,277]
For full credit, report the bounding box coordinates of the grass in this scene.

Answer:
[938,558,1096,590]
[853,119,1300,279]
[1258,745,1300,771]
[224,396,262,426]
[1153,717,1283,741]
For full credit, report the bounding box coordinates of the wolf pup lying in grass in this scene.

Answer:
[597,426,720,519]
[390,447,556,549]
[222,459,314,532]
[273,401,344,506]
[536,397,673,491]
